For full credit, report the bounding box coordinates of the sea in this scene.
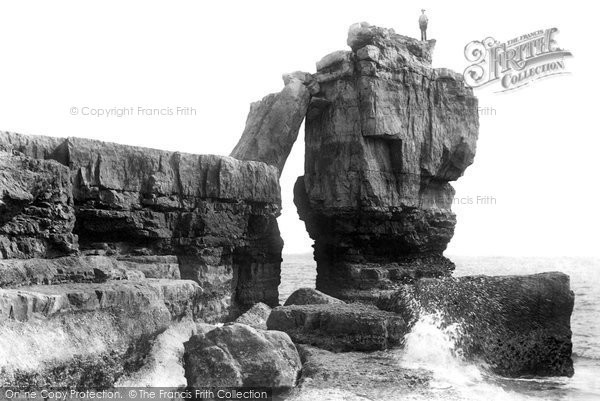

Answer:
[280,254,600,401]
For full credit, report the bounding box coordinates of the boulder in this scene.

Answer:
[379,272,575,377]
[234,302,272,330]
[284,287,344,306]
[184,323,301,391]
[266,303,406,351]
[230,72,317,175]
[294,23,479,302]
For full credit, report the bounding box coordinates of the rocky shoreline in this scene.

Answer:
[0,22,574,396]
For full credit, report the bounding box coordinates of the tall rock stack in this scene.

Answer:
[294,22,479,301]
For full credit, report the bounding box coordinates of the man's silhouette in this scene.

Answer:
[419,9,428,41]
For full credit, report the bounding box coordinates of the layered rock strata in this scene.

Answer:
[294,22,479,300]
[0,131,285,387]
[0,131,283,318]
[0,151,76,259]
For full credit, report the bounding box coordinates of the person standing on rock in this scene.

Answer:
[419,9,428,41]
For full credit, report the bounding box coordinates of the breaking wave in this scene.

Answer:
[397,312,572,401]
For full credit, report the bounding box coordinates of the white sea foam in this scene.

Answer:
[0,313,122,373]
[115,319,197,387]
[397,313,538,401]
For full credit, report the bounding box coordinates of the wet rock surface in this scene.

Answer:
[0,281,200,388]
[184,323,301,391]
[116,319,197,388]
[294,23,479,301]
[379,272,575,377]
[285,345,432,400]
[267,303,407,351]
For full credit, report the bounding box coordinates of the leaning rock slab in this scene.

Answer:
[267,303,406,352]
[284,287,344,306]
[230,72,317,174]
[184,323,301,390]
[380,272,575,377]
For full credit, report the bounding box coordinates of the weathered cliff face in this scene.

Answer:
[294,22,479,300]
[0,131,285,386]
[0,132,283,318]
[0,152,77,259]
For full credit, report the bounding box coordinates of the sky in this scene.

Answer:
[0,1,598,257]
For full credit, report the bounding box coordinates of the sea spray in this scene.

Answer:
[280,254,600,400]
[114,319,198,387]
[0,318,130,388]
[0,312,125,378]
[400,313,480,385]
[398,312,538,401]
